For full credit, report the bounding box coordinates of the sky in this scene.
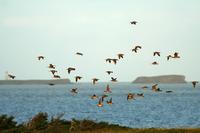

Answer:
[0,0,200,82]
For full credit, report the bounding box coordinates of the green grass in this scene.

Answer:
[0,112,200,133]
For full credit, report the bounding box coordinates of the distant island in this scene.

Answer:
[132,75,187,83]
[0,79,71,85]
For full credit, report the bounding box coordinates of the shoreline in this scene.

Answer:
[0,79,71,85]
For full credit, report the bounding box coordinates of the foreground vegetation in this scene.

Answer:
[1,112,200,133]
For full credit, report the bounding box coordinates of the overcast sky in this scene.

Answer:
[0,0,200,82]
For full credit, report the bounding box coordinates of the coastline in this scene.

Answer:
[0,79,71,85]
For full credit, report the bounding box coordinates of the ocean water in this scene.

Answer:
[0,83,200,128]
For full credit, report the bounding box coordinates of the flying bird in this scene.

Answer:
[104,84,112,93]
[92,78,99,85]
[137,93,144,97]
[8,74,15,79]
[173,52,180,58]
[91,94,98,99]
[135,46,142,49]
[167,55,172,60]
[117,54,124,59]
[130,21,137,25]
[112,59,118,65]
[97,98,103,107]
[53,75,60,79]
[101,94,108,102]
[49,83,55,86]
[166,91,173,93]
[107,98,113,105]
[153,52,160,56]
[106,58,112,63]
[192,81,198,88]
[75,76,82,82]
[151,84,162,92]
[152,61,159,65]
[106,71,113,75]
[111,77,117,82]
[71,88,78,94]
[127,93,135,100]
[141,86,148,89]
[132,45,142,53]
[50,70,57,75]
[67,67,76,74]
[76,52,83,56]
[152,84,158,91]
[37,56,45,61]
[48,64,56,69]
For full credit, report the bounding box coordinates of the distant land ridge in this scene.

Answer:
[0,79,71,85]
[133,75,187,83]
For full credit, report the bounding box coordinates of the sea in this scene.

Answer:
[0,83,200,128]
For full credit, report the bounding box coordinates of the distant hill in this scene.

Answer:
[133,75,187,83]
[0,79,71,85]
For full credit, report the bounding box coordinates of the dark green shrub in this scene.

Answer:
[26,112,48,130]
[79,119,96,130]
[0,114,17,130]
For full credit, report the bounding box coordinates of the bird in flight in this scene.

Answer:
[167,55,172,60]
[153,51,160,56]
[97,98,103,107]
[117,54,124,59]
[50,70,57,75]
[71,88,78,94]
[75,76,82,82]
[151,84,162,92]
[166,91,173,93]
[48,83,55,86]
[130,21,137,25]
[112,59,118,65]
[92,78,99,85]
[48,64,56,69]
[173,52,180,58]
[8,74,16,79]
[67,67,76,74]
[106,58,112,63]
[37,56,45,61]
[106,71,113,75]
[192,81,198,88]
[152,61,159,65]
[137,93,144,97]
[132,45,142,53]
[111,77,117,82]
[76,52,83,56]
[152,84,158,91]
[53,75,60,79]
[141,86,148,89]
[127,93,135,100]
[101,94,108,102]
[104,84,112,93]
[91,94,98,99]
[107,98,113,105]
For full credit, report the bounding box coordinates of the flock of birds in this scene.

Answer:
[6,20,199,107]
